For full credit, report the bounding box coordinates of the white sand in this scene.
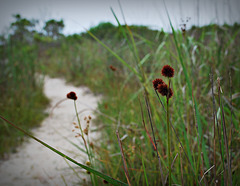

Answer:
[0,76,100,186]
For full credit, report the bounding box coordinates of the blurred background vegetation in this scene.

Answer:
[0,13,239,185]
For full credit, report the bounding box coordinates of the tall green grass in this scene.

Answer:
[0,39,49,157]
[1,16,239,185]
[35,21,240,185]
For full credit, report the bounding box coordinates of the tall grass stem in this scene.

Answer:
[210,69,225,173]
[217,78,232,185]
[154,89,197,182]
[144,94,165,186]
[167,79,171,185]
[179,147,184,186]
[116,130,131,186]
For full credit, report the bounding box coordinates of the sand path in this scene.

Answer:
[0,76,100,186]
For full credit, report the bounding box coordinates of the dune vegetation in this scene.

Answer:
[0,13,239,185]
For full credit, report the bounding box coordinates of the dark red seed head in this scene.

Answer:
[157,84,168,96]
[152,78,165,90]
[103,180,109,184]
[161,65,175,78]
[157,84,174,99]
[67,91,77,100]
[109,65,116,71]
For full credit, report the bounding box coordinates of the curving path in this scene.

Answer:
[0,76,100,186]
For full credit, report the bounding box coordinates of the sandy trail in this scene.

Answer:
[0,76,100,186]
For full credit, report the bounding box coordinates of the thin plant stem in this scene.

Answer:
[180,147,184,186]
[155,89,165,109]
[200,165,215,183]
[210,70,225,173]
[74,101,83,136]
[74,100,95,185]
[213,104,217,185]
[167,78,171,185]
[229,69,233,179]
[139,147,149,186]
[138,97,158,151]
[217,78,232,185]
[60,175,67,186]
[63,158,82,179]
[210,70,217,185]
[116,130,131,186]
[74,101,90,160]
[216,77,227,185]
[144,94,165,186]
[191,91,201,182]
[201,152,207,185]
[164,153,178,185]
[154,89,198,183]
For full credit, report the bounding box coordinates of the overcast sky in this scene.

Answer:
[0,0,239,35]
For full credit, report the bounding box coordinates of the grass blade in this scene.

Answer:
[210,68,225,172]
[164,153,179,185]
[179,147,184,186]
[163,2,205,184]
[144,93,165,186]
[155,89,196,179]
[0,115,128,186]
[140,148,149,186]
[217,78,232,185]
[116,130,131,186]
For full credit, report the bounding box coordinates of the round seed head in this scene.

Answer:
[157,83,168,96]
[161,65,175,78]
[157,84,174,99]
[152,78,164,90]
[67,91,77,100]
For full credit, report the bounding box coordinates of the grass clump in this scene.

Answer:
[0,38,49,157]
[38,22,239,185]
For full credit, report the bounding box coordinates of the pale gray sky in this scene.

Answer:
[0,0,239,35]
